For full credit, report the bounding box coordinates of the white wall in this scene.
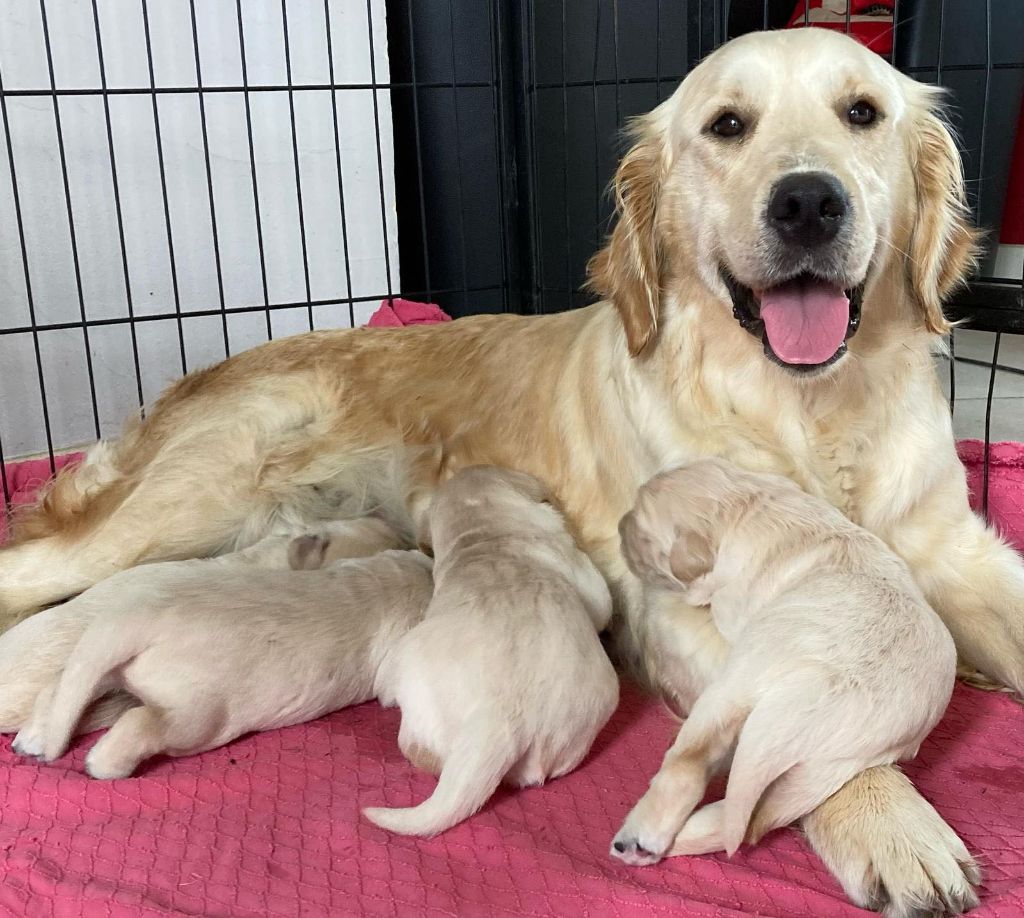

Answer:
[0,0,399,459]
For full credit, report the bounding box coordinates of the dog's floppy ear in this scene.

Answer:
[907,98,981,335]
[618,502,694,591]
[587,118,665,357]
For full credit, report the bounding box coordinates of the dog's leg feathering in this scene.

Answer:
[802,766,979,918]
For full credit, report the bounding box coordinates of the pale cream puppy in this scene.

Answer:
[0,516,401,738]
[611,458,956,865]
[12,521,429,778]
[363,466,619,837]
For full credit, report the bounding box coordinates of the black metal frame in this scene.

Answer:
[1,0,1022,519]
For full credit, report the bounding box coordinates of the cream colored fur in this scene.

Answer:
[611,459,957,867]
[0,30,1006,916]
[363,467,619,836]
[11,519,422,776]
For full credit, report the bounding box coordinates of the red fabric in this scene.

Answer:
[786,2,894,56]
[958,440,1024,553]
[2,307,1024,915]
[366,299,452,328]
[0,681,1021,917]
[0,452,83,543]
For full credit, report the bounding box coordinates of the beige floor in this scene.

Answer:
[938,329,1024,443]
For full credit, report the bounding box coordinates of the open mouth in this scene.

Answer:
[722,270,864,374]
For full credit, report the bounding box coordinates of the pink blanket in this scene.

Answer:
[1,301,1022,916]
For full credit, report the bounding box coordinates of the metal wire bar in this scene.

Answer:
[0,62,58,473]
[37,0,101,444]
[90,0,145,412]
[1,80,493,97]
[983,331,1002,517]
[405,0,433,303]
[447,0,471,311]
[141,0,187,375]
[280,0,314,331]
[323,0,356,327]
[485,0,511,312]
[562,0,572,311]
[188,0,230,357]
[0,287,504,338]
[234,0,272,338]
[364,0,395,306]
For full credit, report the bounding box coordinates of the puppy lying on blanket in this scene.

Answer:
[364,466,619,837]
[0,516,400,739]
[12,520,430,777]
[611,459,956,865]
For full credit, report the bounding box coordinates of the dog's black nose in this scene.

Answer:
[767,172,849,248]
[613,841,627,853]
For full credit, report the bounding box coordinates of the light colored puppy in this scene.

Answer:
[0,516,401,739]
[12,522,430,778]
[363,466,619,837]
[611,458,956,865]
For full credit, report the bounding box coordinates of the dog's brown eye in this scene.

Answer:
[710,112,745,138]
[847,100,877,126]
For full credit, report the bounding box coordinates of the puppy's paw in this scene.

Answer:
[803,767,980,918]
[610,802,679,867]
[11,725,47,760]
[610,832,664,867]
[84,747,135,780]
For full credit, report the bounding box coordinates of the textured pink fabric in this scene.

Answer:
[959,440,1024,553]
[366,299,452,328]
[0,680,1021,916]
[0,452,83,543]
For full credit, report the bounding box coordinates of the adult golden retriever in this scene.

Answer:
[1,28,1016,915]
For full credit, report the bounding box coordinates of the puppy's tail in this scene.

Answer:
[39,618,145,762]
[363,721,516,837]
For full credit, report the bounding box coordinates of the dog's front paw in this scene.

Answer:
[11,725,47,760]
[803,766,980,918]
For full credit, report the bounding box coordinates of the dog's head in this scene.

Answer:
[588,29,979,375]
[422,465,555,557]
[618,461,743,588]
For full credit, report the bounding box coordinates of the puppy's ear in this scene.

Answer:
[288,534,328,571]
[587,118,665,357]
[907,98,981,335]
[618,506,684,591]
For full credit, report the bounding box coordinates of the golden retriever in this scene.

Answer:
[12,529,431,778]
[364,466,618,836]
[0,28,1011,915]
[611,459,956,864]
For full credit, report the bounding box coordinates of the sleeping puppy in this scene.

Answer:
[0,516,401,739]
[611,458,956,865]
[11,520,427,777]
[363,466,619,837]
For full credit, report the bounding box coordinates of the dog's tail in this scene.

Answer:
[719,673,856,855]
[363,720,517,837]
[38,616,146,762]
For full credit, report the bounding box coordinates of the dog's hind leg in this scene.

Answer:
[83,706,175,779]
[610,681,748,866]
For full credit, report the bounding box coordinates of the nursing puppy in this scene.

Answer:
[363,466,619,837]
[12,521,429,777]
[611,459,956,865]
[0,516,401,739]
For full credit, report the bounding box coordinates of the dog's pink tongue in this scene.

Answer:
[759,279,849,365]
